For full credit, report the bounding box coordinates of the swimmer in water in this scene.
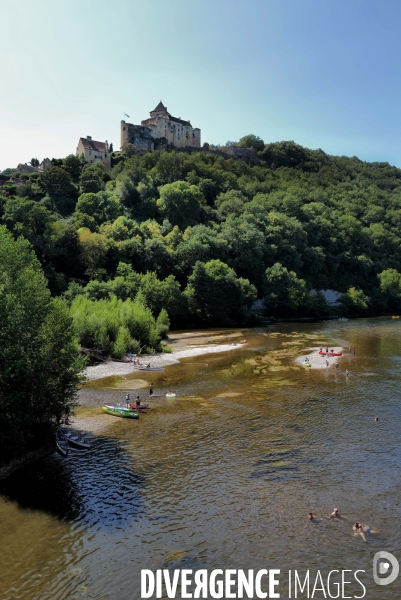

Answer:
[375,417,379,422]
[353,522,378,542]
[346,370,349,376]
[308,512,321,523]
[330,508,341,518]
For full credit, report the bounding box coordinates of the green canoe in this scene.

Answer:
[102,405,139,419]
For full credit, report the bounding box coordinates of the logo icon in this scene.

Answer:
[373,551,399,586]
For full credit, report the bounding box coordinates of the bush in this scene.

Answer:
[70,294,169,358]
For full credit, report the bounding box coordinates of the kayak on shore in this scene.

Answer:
[59,428,91,449]
[319,352,343,357]
[102,405,139,419]
[56,428,68,457]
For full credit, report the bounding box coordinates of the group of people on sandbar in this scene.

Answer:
[308,508,377,542]
[124,384,154,409]
[128,354,140,365]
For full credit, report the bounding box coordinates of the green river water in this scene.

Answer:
[0,317,400,599]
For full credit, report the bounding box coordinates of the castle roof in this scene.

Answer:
[79,138,108,152]
[143,102,193,127]
[153,101,166,112]
[143,114,192,127]
[167,114,192,126]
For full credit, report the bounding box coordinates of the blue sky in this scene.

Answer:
[1,0,401,170]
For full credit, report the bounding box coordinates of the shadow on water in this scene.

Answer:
[0,435,145,528]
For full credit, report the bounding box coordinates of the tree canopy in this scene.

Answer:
[2,140,401,327]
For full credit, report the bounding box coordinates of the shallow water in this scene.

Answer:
[1,318,401,599]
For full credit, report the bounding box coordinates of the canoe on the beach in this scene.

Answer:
[112,403,149,410]
[137,367,164,372]
[166,393,176,398]
[102,405,139,418]
[319,352,343,357]
[59,428,91,449]
[302,362,311,367]
[56,428,68,457]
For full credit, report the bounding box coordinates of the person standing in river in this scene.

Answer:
[149,383,154,398]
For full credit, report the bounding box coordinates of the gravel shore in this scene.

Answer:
[84,343,243,381]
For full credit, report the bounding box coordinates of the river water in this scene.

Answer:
[0,318,400,599]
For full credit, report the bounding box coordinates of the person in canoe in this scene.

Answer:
[125,393,130,408]
[149,383,153,397]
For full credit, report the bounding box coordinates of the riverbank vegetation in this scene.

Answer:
[2,140,401,351]
[0,227,85,464]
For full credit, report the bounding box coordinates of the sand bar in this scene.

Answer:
[295,347,344,369]
[84,343,243,381]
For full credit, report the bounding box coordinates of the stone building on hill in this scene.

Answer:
[16,163,40,173]
[121,101,201,152]
[76,136,111,169]
[39,158,51,171]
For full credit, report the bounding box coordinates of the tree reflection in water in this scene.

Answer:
[0,436,145,527]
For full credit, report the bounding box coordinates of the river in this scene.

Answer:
[0,318,400,599]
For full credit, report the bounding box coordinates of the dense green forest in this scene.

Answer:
[2,139,401,358]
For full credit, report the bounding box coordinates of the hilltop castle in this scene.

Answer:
[120,101,201,153]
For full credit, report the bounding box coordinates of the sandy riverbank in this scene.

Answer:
[295,347,344,369]
[63,411,121,434]
[84,341,245,381]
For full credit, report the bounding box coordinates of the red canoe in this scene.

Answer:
[318,352,343,357]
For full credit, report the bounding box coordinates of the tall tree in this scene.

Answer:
[157,181,206,229]
[0,226,85,463]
